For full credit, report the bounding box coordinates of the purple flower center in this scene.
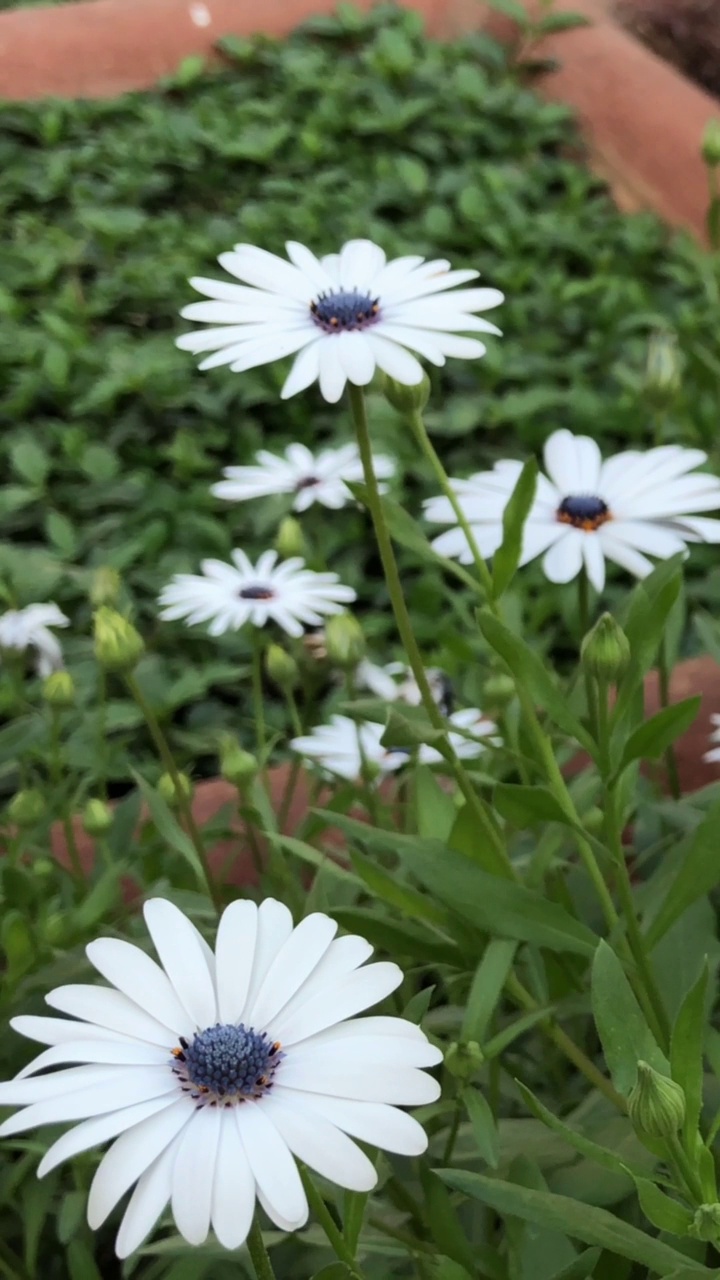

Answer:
[172,1023,283,1106]
[295,475,320,490]
[239,584,275,600]
[310,289,381,334]
[557,494,610,531]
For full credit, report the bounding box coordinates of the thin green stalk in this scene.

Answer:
[409,407,493,599]
[300,1165,368,1278]
[348,384,513,879]
[246,1217,278,1280]
[442,1096,463,1164]
[252,636,267,761]
[577,566,590,639]
[96,667,109,801]
[658,633,681,800]
[48,707,83,885]
[125,672,221,913]
[666,1131,705,1205]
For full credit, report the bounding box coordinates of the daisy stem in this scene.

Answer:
[300,1165,367,1277]
[577,566,590,639]
[348,384,512,879]
[658,632,681,801]
[246,1217,278,1280]
[252,635,267,761]
[48,706,84,887]
[125,673,221,913]
[408,408,494,601]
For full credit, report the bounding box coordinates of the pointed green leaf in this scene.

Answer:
[133,771,205,887]
[463,1087,499,1168]
[644,794,720,948]
[671,965,709,1146]
[419,1168,477,1273]
[494,782,570,828]
[516,1081,643,1181]
[591,940,669,1094]
[631,1174,694,1236]
[549,1250,602,1280]
[618,698,700,772]
[381,705,444,749]
[461,939,518,1043]
[415,764,458,840]
[492,458,537,598]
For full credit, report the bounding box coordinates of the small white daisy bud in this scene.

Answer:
[220,739,258,787]
[628,1061,686,1140]
[581,613,631,685]
[702,120,720,167]
[81,798,114,837]
[93,608,144,673]
[381,370,431,414]
[157,772,193,809]
[325,612,366,669]
[89,566,121,608]
[275,516,307,560]
[8,789,46,829]
[42,670,75,709]
[265,643,299,691]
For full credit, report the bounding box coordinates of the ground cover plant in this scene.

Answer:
[5,5,720,1280]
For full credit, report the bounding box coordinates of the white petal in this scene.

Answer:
[302,1015,426,1044]
[289,1033,442,1069]
[544,430,602,497]
[143,900,217,1029]
[675,515,720,542]
[215,899,259,1026]
[281,339,322,399]
[364,333,424,385]
[607,520,687,558]
[171,1107,222,1246]
[261,1093,377,1192]
[598,530,654,579]
[17,1039,169,1079]
[581,535,606,593]
[10,1015,140,1049]
[519,521,565,566]
[247,914,337,1029]
[270,962,403,1045]
[277,1060,440,1104]
[542,531,584,584]
[219,246,312,302]
[228,329,315,375]
[239,899,294,1025]
[211,1111,257,1249]
[338,239,386,288]
[86,939,195,1038]
[266,937,374,1039]
[256,1187,305,1233]
[88,1097,193,1229]
[317,340,348,404]
[235,1103,308,1229]
[0,1064,149,1106]
[0,1070,177,1138]
[38,1095,178,1178]
[273,1089,429,1156]
[115,1133,182,1259]
[45,986,174,1047]
[285,241,336,292]
[336,331,376,386]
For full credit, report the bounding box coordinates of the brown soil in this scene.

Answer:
[616,0,720,97]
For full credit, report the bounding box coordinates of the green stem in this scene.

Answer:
[300,1165,367,1278]
[666,1131,705,1205]
[48,707,83,885]
[658,633,681,801]
[246,1216,278,1280]
[252,636,267,761]
[442,1096,463,1164]
[577,566,590,639]
[348,384,513,879]
[409,407,493,600]
[125,673,221,913]
[97,667,109,801]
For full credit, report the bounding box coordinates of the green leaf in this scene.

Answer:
[644,794,720,948]
[10,437,49,487]
[463,1086,499,1168]
[415,764,458,840]
[311,1266,353,1280]
[132,771,205,888]
[591,940,669,1094]
[492,458,537,598]
[478,610,596,755]
[346,849,449,929]
[493,782,569,828]
[419,1168,478,1274]
[516,1082,642,1181]
[333,908,460,967]
[671,965,709,1146]
[268,834,359,884]
[549,1251,602,1280]
[631,1174,694,1236]
[536,11,591,33]
[617,698,700,771]
[381,705,445,749]
[461,939,518,1043]
[436,1171,714,1275]
[488,0,529,22]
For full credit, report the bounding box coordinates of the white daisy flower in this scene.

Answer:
[290,714,410,781]
[703,713,720,763]
[212,442,396,513]
[176,238,503,403]
[0,603,69,677]
[158,551,356,639]
[0,898,441,1257]
[356,660,454,715]
[425,429,720,592]
[419,708,498,765]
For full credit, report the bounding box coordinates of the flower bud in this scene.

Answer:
[82,798,113,837]
[325,613,366,669]
[157,772,193,809]
[42,670,75,709]
[482,673,516,706]
[220,740,258,788]
[702,120,720,168]
[89,566,121,609]
[93,607,144,673]
[275,516,306,560]
[445,1040,483,1082]
[581,612,630,685]
[33,858,55,879]
[644,330,681,406]
[8,789,46,829]
[381,370,431,414]
[690,1203,720,1244]
[265,643,299,691]
[628,1060,686,1140]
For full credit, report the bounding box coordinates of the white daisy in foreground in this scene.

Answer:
[0,898,441,1257]
[703,713,720,763]
[158,551,356,639]
[212,442,396,512]
[176,238,503,403]
[425,429,720,592]
[290,715,410,781]
[0,603,69,677]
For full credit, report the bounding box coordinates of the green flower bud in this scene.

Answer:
[381,370,431,414]
[8,789,46,829]
[325,612,366,669]
[482,673,516,706]
[89,566,121,608]
[445,1040,483,1082]
[645,330,681,405]
[275,516,307,561]
[702,120,720,168]
[265,643,299,691]
[628,1060,686,1140]
[581,612,631,685]
[690,1203,720,1244]
[583,806,605,837]
[93,607,144,672]
[220,740,258,788]
[157,772,193,809]
[33,858,55,879]
[82,798,113,837]
[42,670,76,709]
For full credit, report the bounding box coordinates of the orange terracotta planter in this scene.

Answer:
[0,0,717,241]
